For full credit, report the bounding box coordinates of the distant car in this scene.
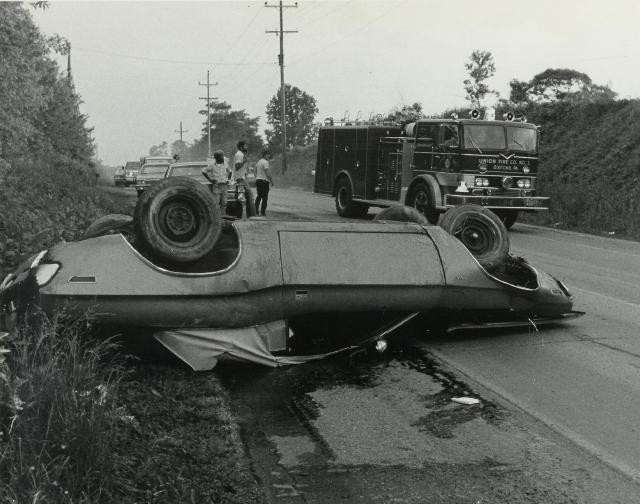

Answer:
[164,162,253,218]
[135,163,171,196]
[113,166,127,186]
[124,161,141,186]
[0,178,581,370]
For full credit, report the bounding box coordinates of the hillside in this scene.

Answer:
[274,99,640,239]
[527,99,640,236]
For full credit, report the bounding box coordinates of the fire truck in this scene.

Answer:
[314,112,549,228]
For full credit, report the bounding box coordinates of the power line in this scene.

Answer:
[223,8,263,60]
[265,1,298,174]
[74,46,272,66]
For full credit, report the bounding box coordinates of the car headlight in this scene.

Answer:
[34,264,60,287]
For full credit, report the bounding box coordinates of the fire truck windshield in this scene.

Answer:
[462,125,537,153]
[507,126,537,153]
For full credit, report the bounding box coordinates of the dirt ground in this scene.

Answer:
[112,363,265,504]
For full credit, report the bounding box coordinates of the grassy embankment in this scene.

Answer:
[274,99,640,239]
[0,161,262,503]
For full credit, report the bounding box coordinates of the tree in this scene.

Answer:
[149,141,168,156]
[383,102,424,125]
[0,3,94,167]
[463,50,499,109]
[183,100,262,161]
[265,84,318,150]
[509,68,617,104]
[170,139,189,159]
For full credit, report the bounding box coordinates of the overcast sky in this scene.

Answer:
[32,0,640,166]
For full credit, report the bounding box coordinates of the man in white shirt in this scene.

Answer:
[233,140,256,217]
[202,150,231,211]
[254,149,274,216]
[233,140,248,182]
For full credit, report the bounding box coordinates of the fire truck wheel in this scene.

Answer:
[407,182,440,225]
[335,177,364,218]
[439,205,509,272]
[134,176,222,264]
[494,210,519,229]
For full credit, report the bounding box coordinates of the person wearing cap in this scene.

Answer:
[254,149,274,216]
[202,150,232,211]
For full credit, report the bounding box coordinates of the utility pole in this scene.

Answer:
[265,1,297,173]
[174,121,188,142]
[199,70,218,158]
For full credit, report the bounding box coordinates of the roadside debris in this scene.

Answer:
[451,397,481,406]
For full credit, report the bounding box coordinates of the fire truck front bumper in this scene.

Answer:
[444,194,550,211]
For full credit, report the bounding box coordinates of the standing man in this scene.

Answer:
[254,149,274,216]
[233,140,256,217]
[233,140,249,183]
[202,150,231,212]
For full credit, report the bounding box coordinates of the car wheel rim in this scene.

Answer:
[454,218,493,255]
[158,199,198,241]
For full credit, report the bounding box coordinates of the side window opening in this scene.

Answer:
[416,123,437,145]
[443,124,459,147]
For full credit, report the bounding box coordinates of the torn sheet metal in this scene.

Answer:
[154,320,352,371]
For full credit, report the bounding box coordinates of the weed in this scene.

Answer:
[0,312,129,503]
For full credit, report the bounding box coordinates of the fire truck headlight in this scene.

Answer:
[517,178,532,189]
[522,166,530,174]
[474,177,490,187]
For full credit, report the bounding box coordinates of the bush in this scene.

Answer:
[0,157,125,280]
[0,313,129,503]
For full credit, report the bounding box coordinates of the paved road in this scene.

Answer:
[219,189,640,502]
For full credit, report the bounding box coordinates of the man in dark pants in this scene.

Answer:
[254,149,273,216]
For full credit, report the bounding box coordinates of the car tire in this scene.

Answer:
[373,206,428,224]
[439,205,509,272]
[134,176,222,264]
[335,177,366,218]
[494,210,519,229]
[407,182,440,225]
[82,214,134,240]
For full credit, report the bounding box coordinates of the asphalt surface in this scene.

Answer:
[216,187,640,503]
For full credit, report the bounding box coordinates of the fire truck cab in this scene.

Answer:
[314,116,549,227]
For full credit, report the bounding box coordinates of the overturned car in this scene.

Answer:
[0,177,581,370]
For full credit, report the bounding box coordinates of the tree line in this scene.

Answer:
[0,2,95,178]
